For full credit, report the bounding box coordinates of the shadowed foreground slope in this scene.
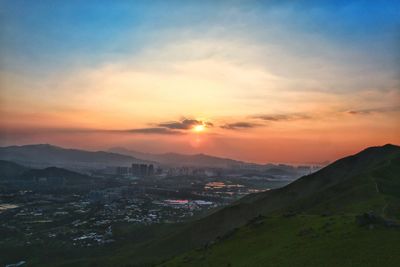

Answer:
[160,144,400,266]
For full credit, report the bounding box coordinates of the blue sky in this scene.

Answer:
[1,0,399,76]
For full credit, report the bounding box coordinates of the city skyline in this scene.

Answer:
[1,0,399,163]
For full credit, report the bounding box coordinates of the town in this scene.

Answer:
[0,162,314,250]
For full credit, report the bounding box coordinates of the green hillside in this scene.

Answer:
[163,215,400,267]
[237,144,400,217]
[161,144,400,266]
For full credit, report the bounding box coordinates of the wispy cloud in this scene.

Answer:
[0,117,215,137]
[220,113,312,131]
[220,122,262,130]
[109,117,214,135]
[121,128,183,135]
[347,106,400,115]
[252,113,311,121]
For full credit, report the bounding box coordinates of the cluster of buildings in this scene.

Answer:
[131,164,155,177]
[114,164,157,177]
[109,164,220,178]
[166,167,218,177]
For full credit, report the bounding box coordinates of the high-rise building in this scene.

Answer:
[116,166,129,176]
[148,164,154,176]
[131,164,140,176]
[139,164,148,176]
[131,163,156,177]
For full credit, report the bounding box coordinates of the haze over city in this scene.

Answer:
[0,0,399,163]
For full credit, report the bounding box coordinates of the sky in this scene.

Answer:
[0,0,399,164]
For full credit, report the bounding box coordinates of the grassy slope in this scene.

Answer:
[163,215,400,267]
[0,222,184,267]
[161,145,400,266]
[240,144,400,216]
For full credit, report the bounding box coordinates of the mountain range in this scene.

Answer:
[0,144,298,171]
[0,144,148,171]
[109,147,251,168]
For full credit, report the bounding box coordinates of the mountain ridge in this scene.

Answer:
[108,147,248,168]
[0,144,150,171]
[108,147,300,170]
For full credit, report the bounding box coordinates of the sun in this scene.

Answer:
[193,124,205,133]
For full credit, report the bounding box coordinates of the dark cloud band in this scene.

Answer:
[157,119,213,130]
[221,122,262,130]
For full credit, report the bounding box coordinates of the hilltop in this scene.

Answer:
[0,160,98,191]
[0,160,29,179]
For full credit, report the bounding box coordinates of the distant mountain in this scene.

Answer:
[109,147,310,178]
[21,166,88,178]
[0,144,148,171]
[0,160,29,179]
[0,160,120,193]
[109,147,247,168]
[105,144,400,266]
[19,166,94,185]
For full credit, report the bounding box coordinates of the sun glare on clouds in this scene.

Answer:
[193,124,205,133]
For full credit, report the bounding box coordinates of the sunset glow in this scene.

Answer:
[0,1,399,164]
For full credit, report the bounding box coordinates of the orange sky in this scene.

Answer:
[0,1,399,164]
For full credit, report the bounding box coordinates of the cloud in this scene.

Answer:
[113,118,214,135]
[0,117,215,137]
[121,128,183,135]
[253,113,311,121]
[157,118,213,130]
[220,113,314,131]
[347,106,400,115]
[221,122,262,130]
